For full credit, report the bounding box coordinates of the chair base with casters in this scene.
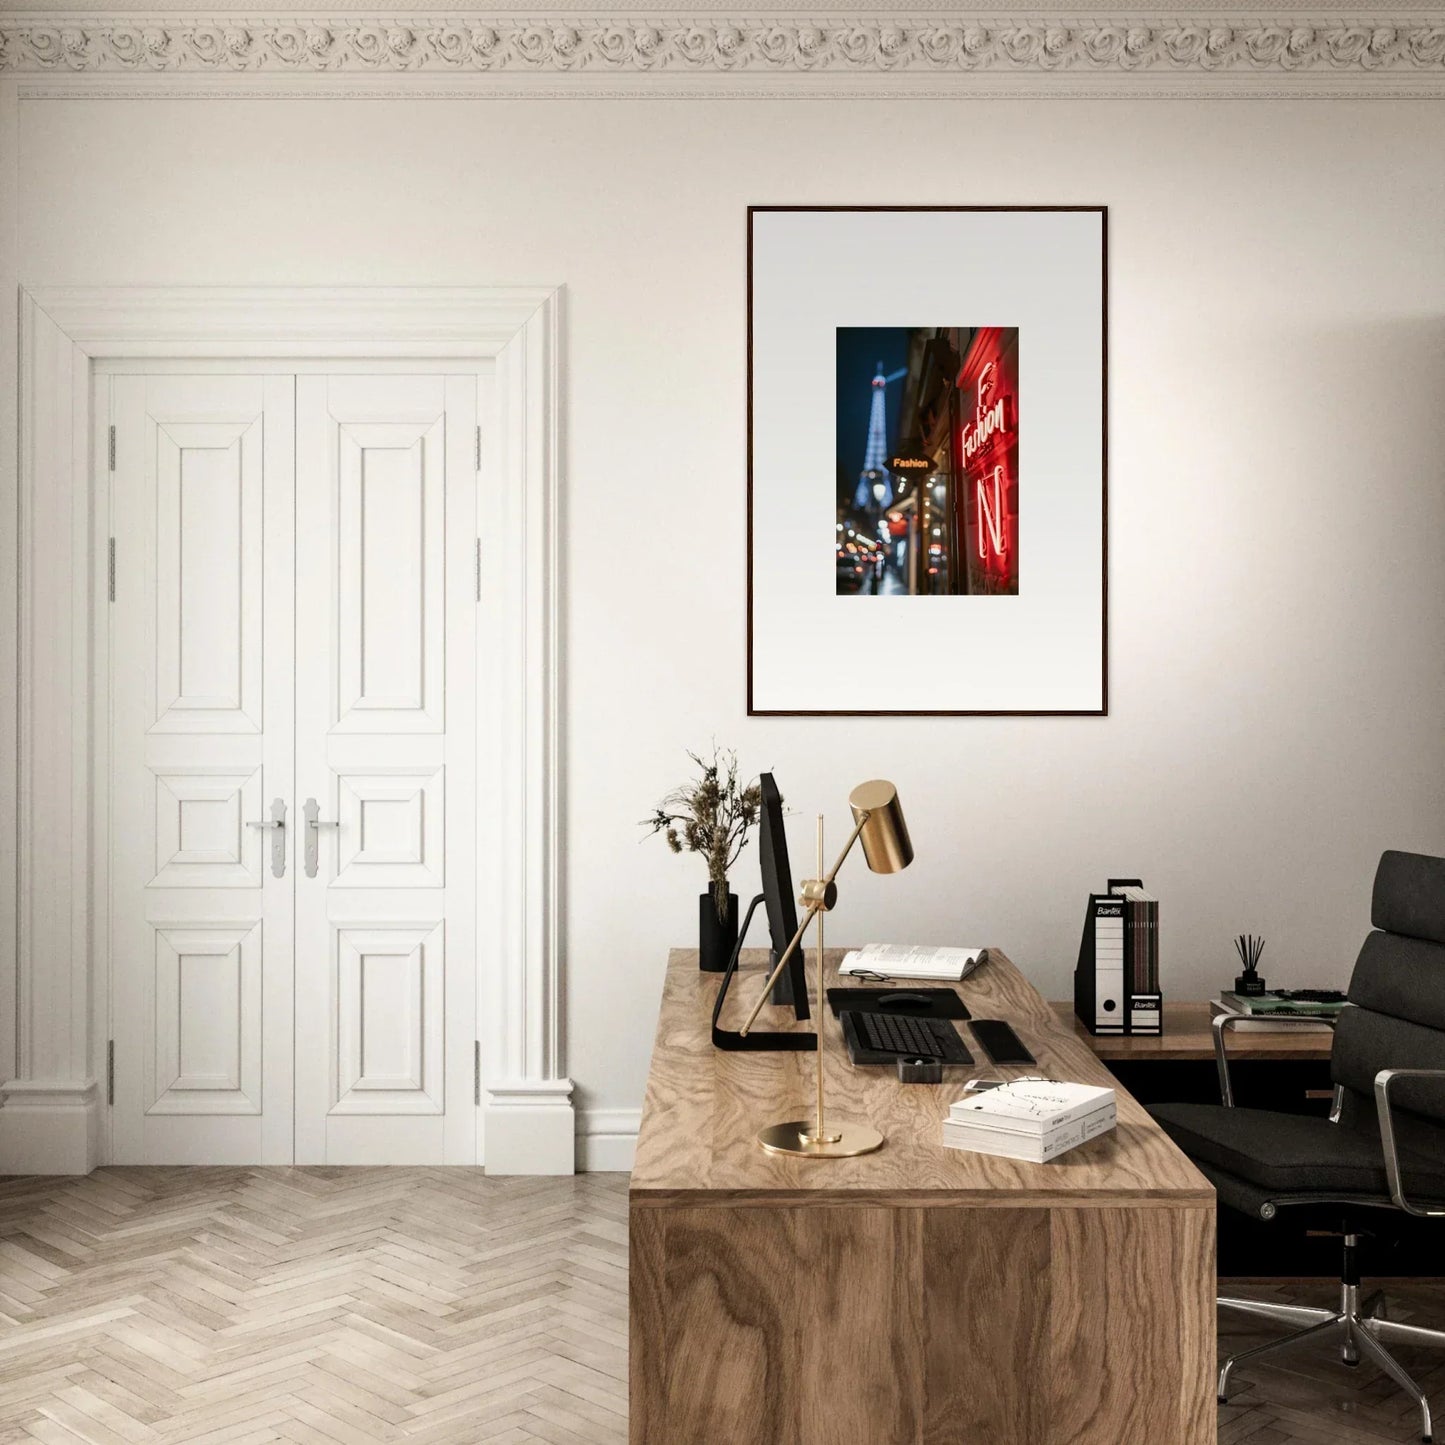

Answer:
[1217,1231,1443,1443]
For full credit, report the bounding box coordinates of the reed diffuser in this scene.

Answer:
[1233,934,1267,997]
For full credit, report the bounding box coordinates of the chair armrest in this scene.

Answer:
[1374,1068,1445,1218]
[1212,1011,1337,1108]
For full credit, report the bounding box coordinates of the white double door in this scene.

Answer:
[108,369,480,1165]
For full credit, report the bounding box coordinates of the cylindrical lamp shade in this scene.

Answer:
[848,780,914,874]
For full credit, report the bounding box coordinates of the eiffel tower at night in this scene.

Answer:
[853,360,904,511]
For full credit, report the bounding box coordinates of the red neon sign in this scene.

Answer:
[961,363,1013,564]
[960,362,1012,465]
[976,465,1008,560]
[953,327,1019,591]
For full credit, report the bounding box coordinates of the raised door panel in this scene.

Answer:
[149,922,262,1115]
[109,373,295,1166]
[151,766,264,888]
[333,767,444,889]
[152,420,263,734]
[335,418,445,734]
[333,922,444,1113]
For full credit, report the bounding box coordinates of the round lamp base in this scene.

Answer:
[757,1119,884,1158]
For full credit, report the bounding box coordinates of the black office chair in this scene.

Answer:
[1150,849,1445,1443]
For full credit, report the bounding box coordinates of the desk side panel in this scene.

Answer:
[1049,1204,1216,1444]
[629,1200,1215,1445]
[628,1207,667,1445]
[922,1207,1052,1443]
[635,1204,924,1445]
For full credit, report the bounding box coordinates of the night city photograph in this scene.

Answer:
[836,325,1020,597]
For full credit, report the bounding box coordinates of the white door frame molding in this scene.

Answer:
[1,286,572,1175]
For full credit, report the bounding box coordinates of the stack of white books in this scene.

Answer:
[838,943,985,981]
[942,1079,1117,1163]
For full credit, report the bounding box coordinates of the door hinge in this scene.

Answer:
[474,1041,481,1106]
[475,425,482,472]
[106,1040,115,1106]
[107,425,116,472]
[107,538,116,603]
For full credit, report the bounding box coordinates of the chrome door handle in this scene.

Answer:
[246,798,288,879]
[303,797,339,879]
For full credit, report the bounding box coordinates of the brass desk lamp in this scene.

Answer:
[738,779,913,1158]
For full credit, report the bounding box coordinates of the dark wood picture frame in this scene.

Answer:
[746,204,1109,717]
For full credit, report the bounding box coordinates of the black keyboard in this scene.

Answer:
[843,1011,974,1064]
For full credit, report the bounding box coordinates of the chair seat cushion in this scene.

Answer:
[1149,1102,1445,1198]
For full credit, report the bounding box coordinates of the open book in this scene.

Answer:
[838,943,985,982]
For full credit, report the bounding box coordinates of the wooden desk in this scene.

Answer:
[1052,999,1334,1062]
[630,949,1215,1445]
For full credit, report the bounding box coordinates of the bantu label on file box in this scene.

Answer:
[1075,880,1162,1036]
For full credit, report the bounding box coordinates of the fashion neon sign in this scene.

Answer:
[960,362,1011,465]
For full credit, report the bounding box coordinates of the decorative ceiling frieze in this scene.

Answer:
[3,12,1444,91]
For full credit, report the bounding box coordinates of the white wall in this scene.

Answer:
[15,95,1445,1155]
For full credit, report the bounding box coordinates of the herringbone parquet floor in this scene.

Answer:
[1219,1278,1445,1445]
[1,1168,1442,1443]
[0,1169,629,1444]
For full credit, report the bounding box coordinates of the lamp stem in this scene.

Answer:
[820,813,871,892]
[814,814,827,1144]
[737,811,872,1037]
[737,901,821,1037]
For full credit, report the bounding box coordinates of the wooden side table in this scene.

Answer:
[1051,1000,1333,1062]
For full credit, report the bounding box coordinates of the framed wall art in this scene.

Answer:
[747,205,1107,716]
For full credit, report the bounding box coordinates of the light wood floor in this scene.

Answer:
[0,1169,628,1444]
[0,1169,1441,1443]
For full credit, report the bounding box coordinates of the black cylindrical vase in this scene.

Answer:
[699,888,739,972]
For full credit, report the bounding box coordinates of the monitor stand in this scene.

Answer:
[770,947,803,1008]
[711,894,816,1053]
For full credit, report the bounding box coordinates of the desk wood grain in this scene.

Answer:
[631,948,1212,1208]
[629,949,1216,1444]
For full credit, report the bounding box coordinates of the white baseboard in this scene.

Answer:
[0,1080,100,1175]
[483,1081,576,1175]
[0,1079,634,1177]
[577,1108,639,1173]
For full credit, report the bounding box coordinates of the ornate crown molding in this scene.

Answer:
[3,14,1445,85]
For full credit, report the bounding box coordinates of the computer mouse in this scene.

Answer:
[877,992,932,1009]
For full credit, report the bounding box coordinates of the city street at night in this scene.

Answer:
[836,325,1019,597]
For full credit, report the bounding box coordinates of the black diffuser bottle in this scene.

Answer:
[1234,934,1267,996]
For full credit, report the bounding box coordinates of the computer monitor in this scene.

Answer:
[709,772,815,1051]
[758,773,810,1020]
